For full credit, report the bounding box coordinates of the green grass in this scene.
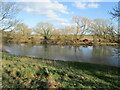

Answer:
[2,53,120,89]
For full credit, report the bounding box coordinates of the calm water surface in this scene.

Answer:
[3,43,120,67]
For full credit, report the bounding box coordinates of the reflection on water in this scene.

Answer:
[3,43,120,67]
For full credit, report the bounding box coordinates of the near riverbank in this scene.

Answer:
[2,53,120,89]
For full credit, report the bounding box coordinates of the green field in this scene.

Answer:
[2,53,120,89]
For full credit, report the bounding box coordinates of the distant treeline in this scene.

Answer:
[2,16,119,45]
[1,2,119,45]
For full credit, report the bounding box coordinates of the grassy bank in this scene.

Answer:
[2,53,120,89]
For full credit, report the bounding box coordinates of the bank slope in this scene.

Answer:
[2,53,120,89]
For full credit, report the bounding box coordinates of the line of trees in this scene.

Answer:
[1,1,119,43]
[3,17,118,43]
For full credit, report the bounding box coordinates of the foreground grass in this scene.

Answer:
[2,53,120,89]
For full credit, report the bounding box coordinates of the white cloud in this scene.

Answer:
[18,0,69,22]
[53,1,69,14]
[55,22,74,29]
[74,2,100,9]
[49,18,68,22]
[75,2,87,9]
[88,3,99,8]
[60,22,72,26]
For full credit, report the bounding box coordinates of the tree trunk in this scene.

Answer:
[44,36,48,40]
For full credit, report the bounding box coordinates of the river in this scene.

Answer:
[2,43,120,67]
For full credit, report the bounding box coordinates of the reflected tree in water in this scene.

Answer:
[92,46,112,57]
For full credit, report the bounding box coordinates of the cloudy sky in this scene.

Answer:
[14,0,118,28]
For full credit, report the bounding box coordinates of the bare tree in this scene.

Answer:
[4,23,32,42]
[34,22,54,40]
[0,1,20,32]
[60,26,73,35]
[110,1,120,43]
[72,16,92,39]
[52,29,61,36]
[51,29,61,40]
[110,1,120,18]
[13,23,32,35]
[90,19,115,42]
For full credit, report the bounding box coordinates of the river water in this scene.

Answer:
[2,43,120,67]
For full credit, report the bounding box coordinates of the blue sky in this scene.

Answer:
[16,1,118,28]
